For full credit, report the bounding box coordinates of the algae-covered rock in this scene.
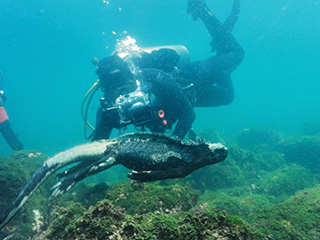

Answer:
[238,128,282,152]
[184,146,288,193]
[282,136,320,175]
[38,202,86,239]
[105,182,199,215]
[0,150,47,209]
[249,185,320,239]
[39,199,265,240]
[0,151,110,240]
[229,147,286,178]
[2,129,320,240]
[200,190,274,220]
[0,150,53,240]
[256,164,317,197]
[189,157,246,192]
[58,182,110,207]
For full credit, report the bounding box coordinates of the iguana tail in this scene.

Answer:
[0,140,112,231]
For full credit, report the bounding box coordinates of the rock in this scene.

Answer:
[238,128,282,152]
[38,200,265,240]
[105,182,199,215]
[281,136,320,178]
[249,185,320,239]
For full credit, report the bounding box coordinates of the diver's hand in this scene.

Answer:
[188,129,205,144]
[187,0,206,21]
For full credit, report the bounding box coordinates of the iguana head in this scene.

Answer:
[208,142,228,163]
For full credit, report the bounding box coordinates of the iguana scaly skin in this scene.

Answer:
[0,132,227,231]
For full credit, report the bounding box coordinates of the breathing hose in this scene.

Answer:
[81,79,101,139]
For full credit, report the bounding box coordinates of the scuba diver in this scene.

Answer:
[0,70,23,151]
[138,0,244,108]
[89,54,195,141]
[83,0,243,141]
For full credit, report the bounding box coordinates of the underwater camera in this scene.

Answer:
[115,90,154,126]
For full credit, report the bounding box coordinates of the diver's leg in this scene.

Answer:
[223,0,240,33]
[188,0,243,107]
[195,75,234,107]
[91,107,114,141]
[0,120,23,150]
[197,1,243,57]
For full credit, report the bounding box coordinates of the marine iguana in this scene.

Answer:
[0,132,227,231]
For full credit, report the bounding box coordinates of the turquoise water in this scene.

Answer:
[1,0,320,156]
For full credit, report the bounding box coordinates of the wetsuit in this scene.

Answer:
[174,0,244,107]
[138,0,244,108]
[92,68,195,140]
[0,99,23,151]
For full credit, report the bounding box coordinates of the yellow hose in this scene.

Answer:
[81,79,100,132]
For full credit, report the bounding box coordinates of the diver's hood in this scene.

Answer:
[95,54,131,83]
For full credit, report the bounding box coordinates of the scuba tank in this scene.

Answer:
[112,43,190,64]
[141,45,190,64]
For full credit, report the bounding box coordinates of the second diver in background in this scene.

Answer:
[0,71,23,151]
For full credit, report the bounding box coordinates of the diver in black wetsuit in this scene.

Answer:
[91,54,195,141]
[0,89,23,151]
[138,0,244,108]
[90,0,242,141]
[182,0,244,107]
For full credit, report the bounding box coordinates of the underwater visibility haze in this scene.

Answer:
[0,0,319,154]
[1,0,320,239]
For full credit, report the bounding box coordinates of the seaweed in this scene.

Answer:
[40,199,265,240]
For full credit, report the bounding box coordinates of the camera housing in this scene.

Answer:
[115,90,154,126]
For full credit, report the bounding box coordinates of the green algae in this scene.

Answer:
[237,128,282,152]
[59,182,110,207]
[256,164,317,197]
[282,136,320,178]
[0,150,54,239]
[1,128,320,239]
[105,182,199,215]
[186,156,246,192]
[0,151,109,240]
[249,185,320,239]
[44,202,86,238]
[41,200,265,240]
[0,150,47,210]
[200,190,274,220]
